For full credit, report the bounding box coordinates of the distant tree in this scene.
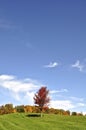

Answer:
[33,87,50,117]
[77,112,83,116]
[15,105,24,113]
[0,105,6,115]
[24,105,33,113]
[5,104,14,114]
[72,111,77,116]
[0,104,14,115]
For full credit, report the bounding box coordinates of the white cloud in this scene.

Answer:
[44,62,59,68]
[50,92,86,111]
[0,74,86,112]
[77,103,85,107]
[70,96,84,102]
[50,89,68,94]
[0,75,15,80]
[0,75,40,93]
[11,92,20,101]
[50,100,86,111]
[0,74,41,104]
[50,100,74,110]
[83,112,86,115]
[22,92,35,105]
[71,60,84,72]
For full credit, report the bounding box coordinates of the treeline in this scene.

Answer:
[0,103,84,116]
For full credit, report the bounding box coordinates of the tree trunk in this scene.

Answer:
[40,112,42,117]
[40,107,43,117]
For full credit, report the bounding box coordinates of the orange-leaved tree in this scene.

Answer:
[33,86,50,117]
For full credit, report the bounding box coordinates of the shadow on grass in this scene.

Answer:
[26,113,41,117]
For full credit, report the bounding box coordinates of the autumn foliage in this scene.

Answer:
[0,87,84,116]
[0,103,84,116]
[33,87,50,112]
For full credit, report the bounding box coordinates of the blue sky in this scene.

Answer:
[0,0,86,114]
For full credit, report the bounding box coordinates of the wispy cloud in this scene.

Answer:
[50,89,86,112]
[71,60,84,72]
[0,19,15,29]
[77,103,86,107]
[44,62,59,68]
[50,100,74,110]
[70,96,84,102]
[0,74,41,105]
[50,89,68,94]
[50,100,86,112]
[0,74,86,113]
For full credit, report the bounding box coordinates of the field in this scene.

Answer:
[0,113,86,130]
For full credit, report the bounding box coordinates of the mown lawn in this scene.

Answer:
[0,113,86,130]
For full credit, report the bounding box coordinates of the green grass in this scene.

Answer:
[0,113,86,130]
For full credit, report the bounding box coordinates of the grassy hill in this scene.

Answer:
[0,113,86,130]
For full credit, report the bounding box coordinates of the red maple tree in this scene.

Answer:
[33,87,50,113]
